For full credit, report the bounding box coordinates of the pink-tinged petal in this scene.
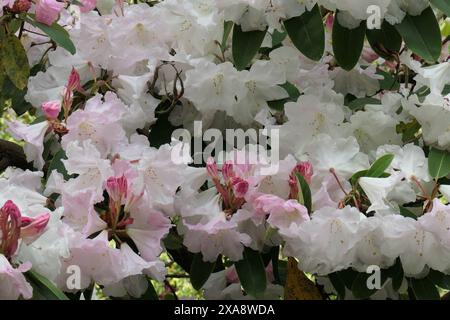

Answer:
[35,0,64,26]
[78,0,96,13]
[7,120,49,170]
[0,255,33,300]
[127,208,172,261]
[20,213,50,244]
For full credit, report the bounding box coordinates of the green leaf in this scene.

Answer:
[377,68,400,91]
[428,269,450,290]
[222,21,233,49]
[332,15,366,71]
[351,273,377,299]
[271,29,287,47]
[399,206,417,220]
[232,24,267,70]
[47,150,71,181]
[394,7,441,63]
[134,280,159,300]
[430,0,450,16]
[163,231,183,250]
[410,277,440,300]
[26,270,69,300]
[0,75,32,115]
[328,272,346,299]
[366,20,402,60]
[0,34,30,90]
[284,4,324,61]
[428,147,450,179]
[234,247,267,298]
[346,97,381,111]
[24,16,76,55]
[267,82,300,111]
[366,154,395,178]
[386,258,404,291]
[190,253,216,290]
[295,172,312,213]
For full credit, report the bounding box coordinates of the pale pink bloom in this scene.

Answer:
[7,120,49,170]
[126,205,172,261]
[62,93,127,157]
[253,194,310,235]
[58,231,163,290]
[183,217,252,262]
[42,100,61,119]
[419,199,450,249]
[61,189,107,236]
[78,0,96,13]
[35,0,64,26]
[0,255,32,300]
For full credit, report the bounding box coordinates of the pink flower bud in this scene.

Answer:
[35,0,64,26]
[78,0,96,13]
[42,100,61,120]
[67,68,82,92]
[10,0,31,13]
[362,47,379,63]
[0,200,22,258]
[231,177,249,198]
[20,213,50,244]
[221,161,235,181]
[106,176,128,203]
[206,157,219,180]
[291,161,313,184]
[326,13,334,31]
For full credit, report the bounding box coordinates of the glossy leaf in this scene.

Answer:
[190,253,216,290]
[232,24,267,70]
[284,4,324,61]
[428,147,450,179]
[235,247,267,297]
[395,7,441,62]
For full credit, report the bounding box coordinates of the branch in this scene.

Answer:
[0,139,32,172]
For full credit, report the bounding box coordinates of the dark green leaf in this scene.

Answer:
[267,82,300,111]
[26,270,69,300]
[346,97,381,111]
[428,147,450,179]
[47,149,71,180]
[295,172,312,213]
[284,4,324,61]
[190,253,216,290]
[351,273,377,299]
[366,154,395,178]
[0,34,30,90]
[366,20,402,60]
[332,15,366,71]
[24,15,76,55]
[430,0,450,16]
[394,7,441,62]
[386,258,404,291]
[232,24,267,70]
[271,29,287,47]
[410,277,440,300]
[377,69,400,91]
[0,75,32,115]
[399,206,417,220]
[328,272,346,299]
[235,247,267,297]
[428,269,450,290]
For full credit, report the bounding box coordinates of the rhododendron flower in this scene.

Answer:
[0,256,32,300]
[35,0,64,26]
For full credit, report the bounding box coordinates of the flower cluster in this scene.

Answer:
[1,0,450,300]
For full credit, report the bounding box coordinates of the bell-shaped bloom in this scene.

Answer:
[35,0,64,26]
